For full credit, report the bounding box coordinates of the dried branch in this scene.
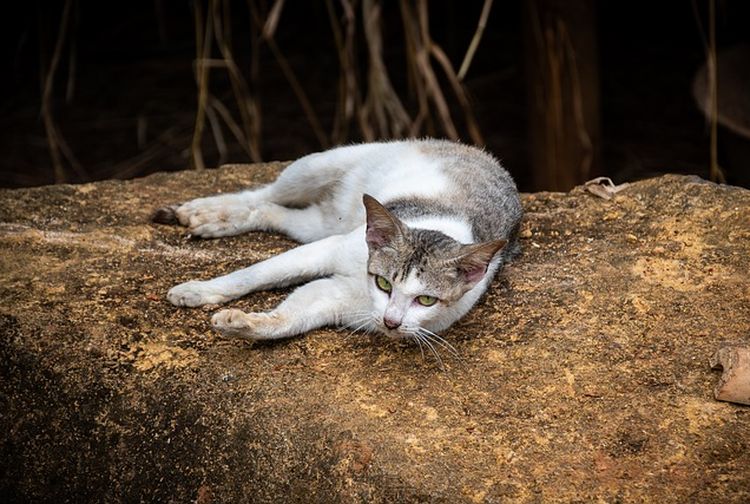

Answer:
[422,0,483,144]
[560,21,593,181]
[248,0,264,158]
[430,43,484,144]
[40,0,86,183]
[250,0,328,147]
[190,0,213,170]
[205,102,228,165]
[65,0,78,104]
[707,0,725,183]
[413,0,459,139]
[268,37,329,147]
[209,94,254,158]
[692,0,726,183]
[458,0,494,80]
[213,0,262,161]
[360,0,412,139]
[400,1,431,136]
[326,0,359,144]
[262,0,286,40]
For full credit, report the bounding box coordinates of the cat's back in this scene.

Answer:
[389,139,522,245]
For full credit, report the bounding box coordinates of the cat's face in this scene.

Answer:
[363,195,506,338]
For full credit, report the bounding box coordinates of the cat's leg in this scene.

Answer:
[165,145,379,238]
[257,143,388,206]
[210,276,360,340]
[188,202,332,242]
[167,229,365,306]
[164,190,267,238]
[253,151,347,206]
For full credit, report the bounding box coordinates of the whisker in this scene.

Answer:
[416,333,445,371]
[345,314,373,326]
[342,313,376,341]
[418,329,462,361]
[418,328,458,354]
[422,330,469,371]
[349,325,369,336]
[409,332,426,361]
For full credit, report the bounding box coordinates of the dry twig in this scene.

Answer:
[360,0,412,140]
[458,0,494,80]
[40,0,86,183]
[190,1,213,170]
[326,0,359,144]
[250,0,328,147]
[692,0,727,183]
[707,0,725,183]
[213,0,262,161]
[262,0,286,40]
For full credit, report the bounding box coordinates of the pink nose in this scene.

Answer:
[383,318,401,330]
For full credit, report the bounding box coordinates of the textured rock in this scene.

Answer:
[1,165,749,503]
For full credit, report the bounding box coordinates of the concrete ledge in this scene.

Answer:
[1,165,749,502]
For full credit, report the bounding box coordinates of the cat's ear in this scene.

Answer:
[453,239,507,284]
[362,194,405,249]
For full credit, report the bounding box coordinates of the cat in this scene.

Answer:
[153,139,522,351]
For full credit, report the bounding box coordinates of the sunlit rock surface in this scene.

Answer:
[1,165,749,502]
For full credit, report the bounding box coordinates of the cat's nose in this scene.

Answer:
[383,317,401,330]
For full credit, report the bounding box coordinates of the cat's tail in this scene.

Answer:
[500,221,522,264]
[501,238,522,263]
[150,204,180,225]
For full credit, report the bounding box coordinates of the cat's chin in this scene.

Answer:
[379,328,412,341]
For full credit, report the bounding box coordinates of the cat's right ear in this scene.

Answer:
[362,194,405,250]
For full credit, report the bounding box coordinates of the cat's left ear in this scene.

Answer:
[452,239,507,284]
[362,194,406,250]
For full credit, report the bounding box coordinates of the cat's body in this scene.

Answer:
[156,139,522,345]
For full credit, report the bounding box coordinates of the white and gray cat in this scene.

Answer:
[154,139,522,348]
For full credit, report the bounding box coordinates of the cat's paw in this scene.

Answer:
[211,309,281,340]
[174,196,254,238]
[187,208,257,238]
[151,205,180,225]
[167,281,231,307]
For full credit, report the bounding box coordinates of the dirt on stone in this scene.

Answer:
[1,165,749,503]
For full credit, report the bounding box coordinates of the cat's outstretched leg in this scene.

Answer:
[154,144,380,238]
[185,202,335,242]
[210,276,363,340]
[152,191,265,236]
[167,230,365,306]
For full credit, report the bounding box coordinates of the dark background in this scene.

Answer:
[2,0,749,191]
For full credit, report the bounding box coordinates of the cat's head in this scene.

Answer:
[362,194,506,338]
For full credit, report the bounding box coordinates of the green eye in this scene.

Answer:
[375,275,392,293]
[416,295,438,307]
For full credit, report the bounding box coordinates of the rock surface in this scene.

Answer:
[1,165,749,503]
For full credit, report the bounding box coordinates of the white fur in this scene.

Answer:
[402,215,474,243]
[167,142,498,342]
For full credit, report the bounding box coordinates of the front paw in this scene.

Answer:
[211,308,256,338]
[211,309,279,340]
[167,281,230,307]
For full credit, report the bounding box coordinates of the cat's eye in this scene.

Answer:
[375,275,392,293]
[416,295,438,306]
